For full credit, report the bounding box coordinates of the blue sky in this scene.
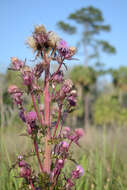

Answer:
[0,0,127,72]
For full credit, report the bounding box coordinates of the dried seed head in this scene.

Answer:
[26,36,37,51]
[34,25,46,34]
[48,31,60,48]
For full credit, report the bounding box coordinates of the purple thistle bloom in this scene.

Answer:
[69,128,84,144]
[66,178,74,190]
[18,155,23,160]
[33,32,48,49]
[26,111,37,124]
[67,95,77,107]
[71,165,84,179]
[22,70,34,86]
[20,166,31,178]
[8,85,23,105]
[62,126,71,138]
[60,141,69,152]
[18,160,27,167]
[11,57,24,70]
[57,40,69,58]
[53,70,64,83]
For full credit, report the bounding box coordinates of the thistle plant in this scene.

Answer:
[8,25,84,190]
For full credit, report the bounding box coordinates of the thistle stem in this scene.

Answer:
[36,95,44,125]
[52,105,62,139]
[31,93,42,125]
[34,140,44,173]
[43,65,51,174]
[29,179,35,190]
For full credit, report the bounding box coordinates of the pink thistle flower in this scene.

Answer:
[60,141,69,152]
[8,85,23,105]
[8,85,20,94]
[57,40,69,58]
[67,95,77,107]
[18,155,23,160]
[69,128,84,144]
[18,160,27,167]
[26,111,37,124]
[11,57,24,70]
[66,178,74,190]
[53,70,64,83]
[22,70,34,86]
[63,126,71,138]
[20,167,31,178]
[74,128,84,138]
[71,165,84,179]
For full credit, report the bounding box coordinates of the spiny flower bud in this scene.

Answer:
[57,40,69,58]
[11,57,24,70]
[74,128,84,138]
[65,46,76,59]
[22,67,34,86]
[69,128,84,144]
[62,126,71,138]
[60,141,69,152]
[53,70,64,83]
[66,178,74,190]
[71,165,84,179]
[26,111,37,124]
[8,85,23,105]
[61,79,73,94]
[56,159,64,169]
[8,85,19,94]
[67,95,77,107]
[20,166,31,178]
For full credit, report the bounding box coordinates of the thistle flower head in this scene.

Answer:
[48,31,60,48]
[71,165,84,179]
[26,36,37,51]
[61,79,73,94]
[22,68,34,86]
[67,95,77,107]
[26,111,37,124]
[74,128,84,138]
[63,126,71,138]
[27,25,48,51]
[57,39,69,57]
[34,25,46,34]
[60,141,69,152]
[18,160,27,167]
[8,85,23,105]
[8,85,21,94]
[11,57,24,70]
[53,70,64,83]
[20,166,31,178]
[66,178,74,189]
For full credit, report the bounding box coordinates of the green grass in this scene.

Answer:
[0,126,127,190]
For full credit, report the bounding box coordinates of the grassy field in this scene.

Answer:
[0,126,127,190]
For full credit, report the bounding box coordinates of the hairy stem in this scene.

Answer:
[34,139,44,173]
[52,105,62,139]
[31,94,42,125]
[36,95,44,125]
[43,64,51,174]
[29,179,35,190]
